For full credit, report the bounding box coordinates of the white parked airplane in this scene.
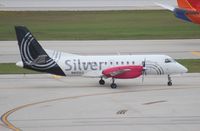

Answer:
[15,26,188,89]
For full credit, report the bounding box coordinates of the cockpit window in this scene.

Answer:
[165,59,171,63]
[165,58,175,63]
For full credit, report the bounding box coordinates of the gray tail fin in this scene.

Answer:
[15,26,65,76]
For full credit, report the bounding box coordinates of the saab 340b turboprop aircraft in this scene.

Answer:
[157,0,200,24]
[15,26,188,89]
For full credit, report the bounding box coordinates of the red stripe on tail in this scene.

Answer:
[177,0,200,10]
[187,0,200,10]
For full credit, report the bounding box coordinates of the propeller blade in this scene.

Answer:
[141,58,146,83]
[142,74,144,83]
[142,58,146,67]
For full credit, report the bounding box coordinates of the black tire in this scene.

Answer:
[168,81,172,86]
[99,79,105,85]
[110,83,117,89]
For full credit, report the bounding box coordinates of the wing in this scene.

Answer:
[155,3,175,11]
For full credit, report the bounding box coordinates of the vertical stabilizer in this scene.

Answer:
[187,0,200,10]
[177,0,197,10]
[15,26,65,76]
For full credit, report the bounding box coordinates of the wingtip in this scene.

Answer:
[155,2,175,11]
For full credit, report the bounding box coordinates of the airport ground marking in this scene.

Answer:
[116,109,128,115]
[0,86,196,131]
[1,91,133,131]
[192,51,200,57]
[143,100,167,105]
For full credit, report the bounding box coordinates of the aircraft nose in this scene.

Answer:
[180,64,188,73]
[183,66,188,73]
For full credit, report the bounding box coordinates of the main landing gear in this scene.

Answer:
[110,78,117,89]
[99,77,117,89]
[167,75,172,86]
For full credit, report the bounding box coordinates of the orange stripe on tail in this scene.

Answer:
[177,0,195,10]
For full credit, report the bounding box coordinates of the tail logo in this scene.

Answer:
[20,32,57,70]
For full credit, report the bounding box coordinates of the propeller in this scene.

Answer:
[142,59,147,83]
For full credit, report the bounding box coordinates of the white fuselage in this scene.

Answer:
[47,50,188,78]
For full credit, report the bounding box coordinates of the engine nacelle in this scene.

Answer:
[102,65,143,79]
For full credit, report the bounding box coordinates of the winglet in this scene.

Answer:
[155,2,175,11]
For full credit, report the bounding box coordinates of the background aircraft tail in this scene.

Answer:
[177,0,200,10]
[15,26,65,76]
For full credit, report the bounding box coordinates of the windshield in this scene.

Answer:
[165,58,176,63]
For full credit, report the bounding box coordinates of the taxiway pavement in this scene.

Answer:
[0,0,176,11]
[0,73,200,131]
[0,40,200,63]
[0,38,200,131]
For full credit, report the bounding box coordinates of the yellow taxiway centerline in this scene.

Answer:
[1,91,132,131]
[192,51,200,57]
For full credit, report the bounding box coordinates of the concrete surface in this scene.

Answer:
[0,0,176,11]
[0,73,200,131]
[0,40,200,63]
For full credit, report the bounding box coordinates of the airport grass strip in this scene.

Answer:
[176,59,200,73]
[0,63,39,74]
[0,11,200,40]
[0,59,199,74]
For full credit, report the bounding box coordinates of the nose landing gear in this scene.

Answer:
[99,77,105,85]
[167,75,172,86]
